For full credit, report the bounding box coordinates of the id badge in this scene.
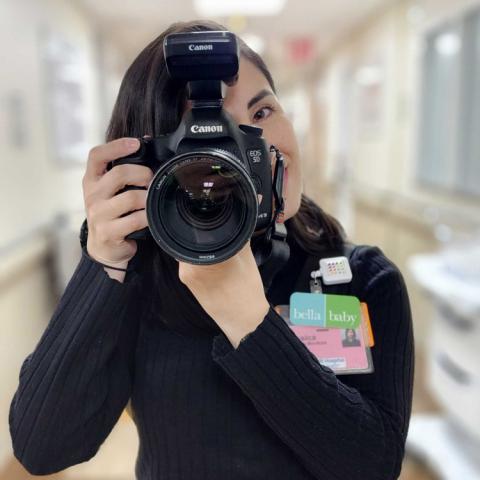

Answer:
[274,294,374,375]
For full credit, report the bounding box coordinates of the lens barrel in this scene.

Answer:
[146,149,258,264]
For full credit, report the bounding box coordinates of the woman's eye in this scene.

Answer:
[252,106,274,122]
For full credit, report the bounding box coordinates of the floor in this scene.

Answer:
[2,347,441,480]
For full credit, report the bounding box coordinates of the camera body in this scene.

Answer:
[109,31,279,265]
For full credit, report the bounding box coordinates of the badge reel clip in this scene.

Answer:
[310,255,353,293]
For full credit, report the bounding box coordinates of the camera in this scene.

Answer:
[109,31,285,265]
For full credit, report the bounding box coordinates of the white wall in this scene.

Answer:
[0,0,105,468]
[0,0,102,250]
[321,0,480,233]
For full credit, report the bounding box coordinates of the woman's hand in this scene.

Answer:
[82,137,154,280]
[178,240,270,348]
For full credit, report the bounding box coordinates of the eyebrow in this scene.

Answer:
[247,89,274,109]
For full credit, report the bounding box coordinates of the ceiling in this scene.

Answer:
[77,0,397,64]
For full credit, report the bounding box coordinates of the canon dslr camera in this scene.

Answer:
[109,31,285,265]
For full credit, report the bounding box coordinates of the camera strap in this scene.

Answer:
[253,222,290,292]
[252,145,290,291]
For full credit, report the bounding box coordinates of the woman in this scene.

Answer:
[9,20,414,480]
[342,328,361,347]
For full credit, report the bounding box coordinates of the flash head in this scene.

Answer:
[164,31,239,82]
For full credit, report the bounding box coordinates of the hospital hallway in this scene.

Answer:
[1,0,479,479]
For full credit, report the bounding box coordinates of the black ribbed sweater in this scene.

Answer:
[9,236,414,480]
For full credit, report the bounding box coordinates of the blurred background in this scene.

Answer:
[1,0,480,479]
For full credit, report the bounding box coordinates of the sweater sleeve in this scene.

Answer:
[211,256,414,480]
[9,252,144,475]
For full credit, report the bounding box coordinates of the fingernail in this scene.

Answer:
[126,138,140,150]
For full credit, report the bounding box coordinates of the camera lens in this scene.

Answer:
[147,150,258,264]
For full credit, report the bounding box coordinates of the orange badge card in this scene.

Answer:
[360,303,374,347]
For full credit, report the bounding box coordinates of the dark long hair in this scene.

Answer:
[106,20,347,334]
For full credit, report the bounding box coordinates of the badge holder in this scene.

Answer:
[252,145,290,291]
[274,248,375,375]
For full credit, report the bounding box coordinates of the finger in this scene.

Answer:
[85,137,141,181]
[106,189,149,221]
[108,209,149,240]
[96,164,153,200]
[88,189,148,224]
